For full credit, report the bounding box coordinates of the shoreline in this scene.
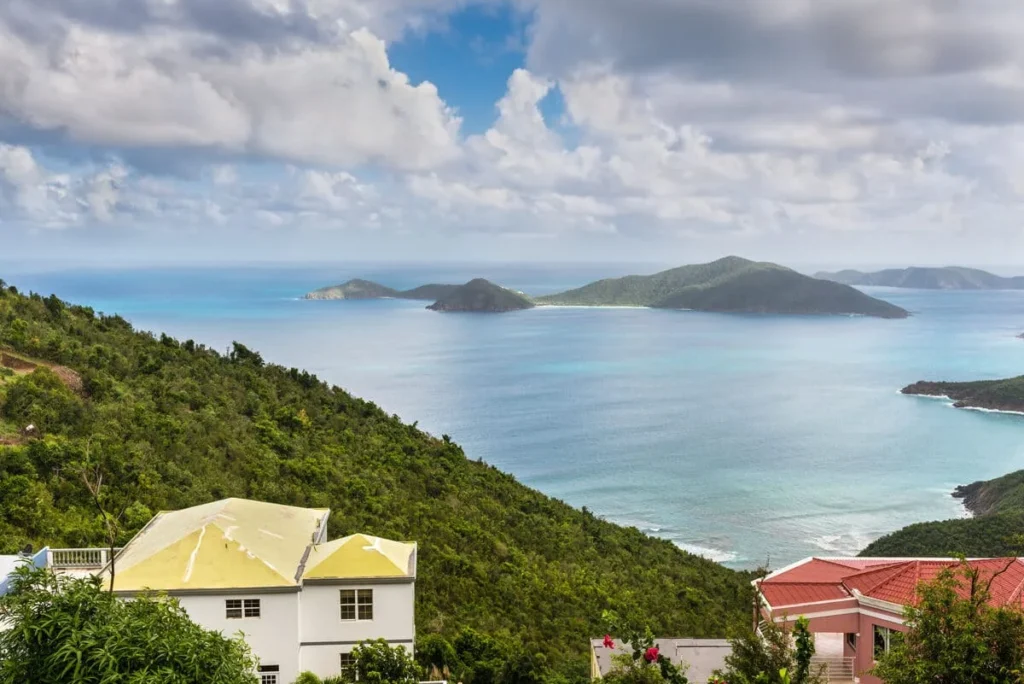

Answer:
[902,390,1024,418]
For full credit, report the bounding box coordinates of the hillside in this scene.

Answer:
[0,284,749,677]
[815,266,1024,290]
[426,279,535,312]
[537,256,909,318]
[861,468,1024,558]
[304,279,399,300]
[399,284,460,300]
[901,376,1024,413]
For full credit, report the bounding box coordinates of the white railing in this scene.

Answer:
[810,655,855,682]
[47,548,118,569]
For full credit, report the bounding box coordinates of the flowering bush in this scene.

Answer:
[600,611,689,684]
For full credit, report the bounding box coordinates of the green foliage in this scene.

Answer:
[535,257,907,318]
[349,639,421,684]
[601,611,688,684]
[0,566,258,684]
[416,627,547,684]
[716,618,821,684]
[426,279,534,312]
[873,562,1024,683]
[903,376,1024,413]
[293,673,323,684]
[0,284,752,676]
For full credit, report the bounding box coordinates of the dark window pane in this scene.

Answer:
[244,599,261,618]
[340,590,356,620]
[358,589,373,620]
[226,599,243,619]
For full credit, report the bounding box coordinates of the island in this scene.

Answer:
[536,256,909,318]
[304,279,459,301]
[815,266,1024,290]
[901,376,1024,413]
[426,278,535,313]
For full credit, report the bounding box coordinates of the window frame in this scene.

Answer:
[340,652,357,680]
[225,599,243,619]
[845,631,857,651]
[258,665,279,684]
[243,598,261,618]
[873,624,900,660]
[340,588,374,622]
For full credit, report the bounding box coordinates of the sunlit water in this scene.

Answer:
[8,263,1024,569]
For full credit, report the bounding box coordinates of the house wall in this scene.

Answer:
[854,610,905,684]
[177,592,301,684]
[297,582,415,679]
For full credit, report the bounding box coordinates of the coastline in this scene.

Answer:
[902,387,1024,418]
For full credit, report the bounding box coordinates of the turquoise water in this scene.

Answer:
[7,264,1024,569]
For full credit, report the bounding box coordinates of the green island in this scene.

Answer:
[304,279,459,301]
[426,279,535,313]
[815,266,1024,290]
[901,376,1024,413]
[0,282,750,680]
[536,256,909,318]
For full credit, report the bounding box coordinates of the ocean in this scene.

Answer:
[6,263,1024,569]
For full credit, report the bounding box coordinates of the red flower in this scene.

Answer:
[603,634,615,649]
[643,646,659,663]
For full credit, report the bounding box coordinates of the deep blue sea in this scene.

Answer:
[6,263,1024,569]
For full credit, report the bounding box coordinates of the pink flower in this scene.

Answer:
[643,646,659,663]
[603,634,615,649]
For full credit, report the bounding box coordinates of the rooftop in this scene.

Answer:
[590,638,731,683]
[304,533,416,581]
[759,556,1024,610]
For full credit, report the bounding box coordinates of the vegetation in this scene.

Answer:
[536,257,909,318]
[349,639,421,684]
[0,284,751,679]
[0,566,258,684]
[601,611,689,684]
[815,266,1024,290]
[902,376,1024,413]
[873,562,1024,683]
[426,279,535,312]
[715,618,820,684]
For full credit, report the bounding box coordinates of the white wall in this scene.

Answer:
[298,582,415,678]
[177,592,301,684]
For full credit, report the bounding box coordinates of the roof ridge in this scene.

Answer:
[851,561,915,597]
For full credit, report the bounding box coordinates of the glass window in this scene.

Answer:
[340,652,357,680]
[225,599,243,619]
[357,589,373,621]
[874,625,900,659]
[845,632,857,651]
[244,598,261,618]
[340,589,356,620]
[258,665,279,684]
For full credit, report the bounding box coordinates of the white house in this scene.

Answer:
[92,498,417,684]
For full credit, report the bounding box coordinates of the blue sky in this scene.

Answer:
[2,0,1024,267]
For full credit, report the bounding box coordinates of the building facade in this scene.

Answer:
[756,556,1024,684]
[92,498,418,684]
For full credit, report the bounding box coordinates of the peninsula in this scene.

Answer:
[901,375,1024,413]
[426,278,535,313]
[815,266,1024,290]
[304,279,459,301]
[537,256,909,318]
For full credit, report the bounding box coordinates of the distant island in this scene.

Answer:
[427,279,534,313]
[815,266,1024,290]
[536,256,909,318]
[901,375,1024,414]
[304,279,459,301]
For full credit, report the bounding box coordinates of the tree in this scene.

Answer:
[716,617,820,684]
[0,566,258,684]
[350,639,421,684]
[873,562,1024,683]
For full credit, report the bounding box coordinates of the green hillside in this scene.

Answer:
[426,279,535,312]
[816,266,1024,290]
[0,282,750,679]
[902,376,1024,413]
[537,257,909,318]
[304,279,399,300]
[399,284,460,300]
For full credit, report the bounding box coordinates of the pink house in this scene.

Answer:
[755,556,1024,684]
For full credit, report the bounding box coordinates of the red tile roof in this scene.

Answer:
[759,557,1024,610]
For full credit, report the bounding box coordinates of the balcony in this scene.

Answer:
[47,548,119,573]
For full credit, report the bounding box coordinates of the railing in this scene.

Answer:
[810,655,855,682]
[47,548,119,569]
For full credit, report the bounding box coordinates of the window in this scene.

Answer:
[845,632,857,651]
[244,598,261,618]
[341,589,373,621]
[226,598,261,619]
[340,652,357,680]
[874,625,901,659]
[258,665,279,684]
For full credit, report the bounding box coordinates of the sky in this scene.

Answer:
[2,0,1024,268]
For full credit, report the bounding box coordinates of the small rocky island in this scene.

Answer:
[901,376,1024,414]
[426,279,534,313]
[304,280,458,301]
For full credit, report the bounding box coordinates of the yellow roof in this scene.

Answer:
[109,498,329,592]
[303,533,416,580]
